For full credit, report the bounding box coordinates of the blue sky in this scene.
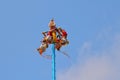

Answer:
[0,0,120,80]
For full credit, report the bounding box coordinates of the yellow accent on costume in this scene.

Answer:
[52,32,57,43]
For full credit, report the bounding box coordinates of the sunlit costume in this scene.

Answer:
[37,19,69,56]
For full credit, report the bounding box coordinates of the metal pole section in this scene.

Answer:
[52,43,56,80]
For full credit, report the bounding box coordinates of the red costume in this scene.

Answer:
[61,29,67,38]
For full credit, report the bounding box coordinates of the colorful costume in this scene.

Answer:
[37,19,69,56]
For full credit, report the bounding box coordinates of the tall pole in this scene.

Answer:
[52,43,56,80]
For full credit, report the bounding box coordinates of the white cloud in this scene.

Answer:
[57,31,120,80]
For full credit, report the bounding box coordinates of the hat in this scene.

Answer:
[48,19,56,27]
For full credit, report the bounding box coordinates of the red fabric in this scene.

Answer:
[50,26,56,30]
[62,30,67,37]
[47,31,52,36]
